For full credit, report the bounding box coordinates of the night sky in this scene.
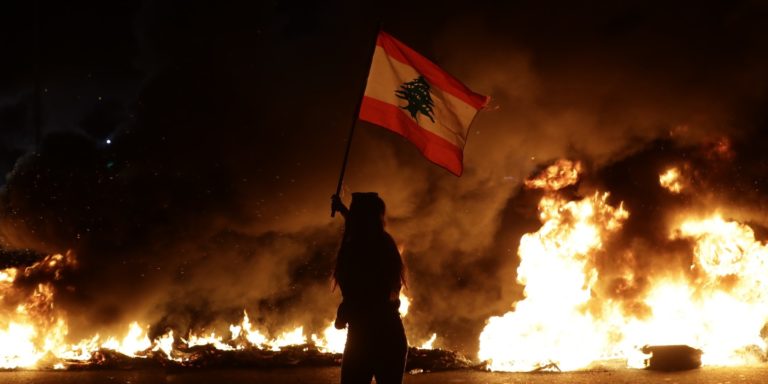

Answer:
[1,0,768,355]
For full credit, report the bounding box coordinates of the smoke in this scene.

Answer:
[0,95,35,186]
[1,0,767,357]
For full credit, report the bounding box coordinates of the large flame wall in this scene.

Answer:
[479,160,768,371]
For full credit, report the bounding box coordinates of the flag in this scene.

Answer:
[359,31,490,176]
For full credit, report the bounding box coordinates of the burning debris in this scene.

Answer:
[0,251,457,371]
[479,162,629,372]
[44,344,474,373]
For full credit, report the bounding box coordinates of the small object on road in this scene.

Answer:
[530,361,561,372]
[642,344,702,371]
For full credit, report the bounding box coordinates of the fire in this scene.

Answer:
[102,322,152,356]
[0,322,40,368]
[419,333,437,349]
[270,326,307,350]
[670,215,768,364]
[398,292,411,316]
[0,269,16,283]
[230,310,268,348]
[478,187,629,371]
[184,330,234,351]
[524,159,581,191]
[659,167,684,193]
[13,157,768,373]
[309,292,436,354]
[152,330,175,358]
[0,257,436,370]
[311,322,347,354]
[479,159,768,371]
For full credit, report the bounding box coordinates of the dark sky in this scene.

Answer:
[1,0,768,355]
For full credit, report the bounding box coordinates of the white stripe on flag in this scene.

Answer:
[364,45,479,149]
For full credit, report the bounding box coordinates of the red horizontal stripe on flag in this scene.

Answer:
[360,96,464,176]
[376,32,489,110]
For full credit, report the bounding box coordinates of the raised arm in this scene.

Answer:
[331,194,349,219]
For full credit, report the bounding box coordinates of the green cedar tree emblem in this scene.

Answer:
[395,76,435,123]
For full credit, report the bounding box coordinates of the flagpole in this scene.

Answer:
[331,21,382,217]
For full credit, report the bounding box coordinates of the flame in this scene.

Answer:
[230,310,268,348]
[478,188,629,371]
[0,215,439,370]
[311,322,347,354]
[0,269,16,283]
[152,330,175,358]
[102,322,152,356]
[0,248,436,370]
[659,167,685,193]
[525,159,582,191]
[0,322,41,368]
[399,292,411,316]
[271,326,307,350]
[184,330,234,351]
[479,159,768,371]
[419,333,437,349]
[5,156,768,374]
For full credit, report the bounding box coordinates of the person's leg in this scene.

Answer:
[341,356,374,384]
[341,326,375,384]
[372,319,408,384]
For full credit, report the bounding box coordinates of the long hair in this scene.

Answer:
[333,193,405,291]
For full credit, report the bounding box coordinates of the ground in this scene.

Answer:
[1,366,767,384]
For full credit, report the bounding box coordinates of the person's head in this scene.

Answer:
[334,192,404,290]
[346,192,386,237]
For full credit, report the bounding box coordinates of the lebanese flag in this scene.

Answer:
[359,31,490,176]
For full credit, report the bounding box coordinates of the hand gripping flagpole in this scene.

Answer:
[331,22,382,217]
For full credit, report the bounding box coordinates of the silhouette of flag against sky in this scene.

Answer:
[359,31,489,176]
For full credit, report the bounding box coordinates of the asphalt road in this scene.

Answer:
[1,366,767,384]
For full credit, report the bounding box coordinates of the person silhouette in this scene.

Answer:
[331,192,408,384]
